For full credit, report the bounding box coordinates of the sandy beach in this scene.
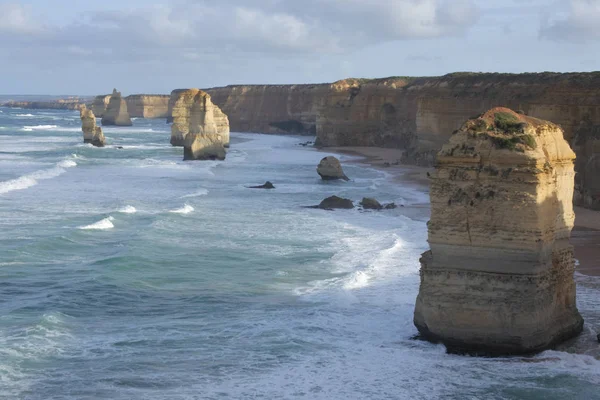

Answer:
[323,146,600,277]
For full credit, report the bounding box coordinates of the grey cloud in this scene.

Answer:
[540,0,600,42]
[0,0,480,59]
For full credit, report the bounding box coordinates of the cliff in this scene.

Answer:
[413,108,583,355]
[125,95,170,118]
[313,73,600,208]
[202,84,330,134]
[169,89,229,160]
[1,98,88,110]
[101,89,132,126]
[91,95,111,117]
[80,105,105,147]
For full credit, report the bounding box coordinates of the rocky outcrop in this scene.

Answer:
[91,95,111,117]
[125,95,170,118]
[169,89,230,160]
[101,89,132,126]
[80,105,105,147]
[308,195,354,210]
[249,181,275,189]
[413,108,584,355]
[317,156,349,181]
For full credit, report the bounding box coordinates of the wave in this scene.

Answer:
[181,189,209,198]
[22,125,58,131]
[118,205,137,214]
[16,113,35,117]
[79,216,115,230]
[0,158,77,195]
[169,204,194,214]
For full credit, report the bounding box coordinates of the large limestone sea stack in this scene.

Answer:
[80,106,105,147]
[169,89,230,160]
[101,89,132,126]
[414,108,583,355]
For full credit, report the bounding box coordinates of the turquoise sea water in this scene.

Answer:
[0,107,599,399]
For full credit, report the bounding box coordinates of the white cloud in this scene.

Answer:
[540,0,600,41]
[0,3,41,34]
[0,0,480,57]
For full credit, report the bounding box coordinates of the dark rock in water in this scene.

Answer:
[597,333,600,343]
[116,146,124,149]
[360,197,383,210]
[314,195,354,210]
[249,181,275,189]
[298,141,314,147]
[317,156,349,181]
[384,203,398,209]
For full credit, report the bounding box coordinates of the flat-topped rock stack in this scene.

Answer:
[80,105,105,147]
[101,89,132,126]
[169,89,230,160]
[414,107,584,355]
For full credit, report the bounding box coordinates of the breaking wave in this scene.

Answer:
[0,158,77,195]
[169,204,194,214]
[79,217,115,230]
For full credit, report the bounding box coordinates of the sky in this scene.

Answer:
[0,0,598,95]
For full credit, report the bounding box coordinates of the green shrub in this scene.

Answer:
[494,112,524,133]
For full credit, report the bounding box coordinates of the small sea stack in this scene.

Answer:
[169,89,230,160]
[101,89,132,126]
[80,105,105,147]
[317,156,349,181]
[413,108,584,355]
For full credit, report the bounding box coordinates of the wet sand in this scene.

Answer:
[322,146,600,277]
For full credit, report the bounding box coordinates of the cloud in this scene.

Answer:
[0,3,42,34]
[0,0,480,59]
[540,0,600,41]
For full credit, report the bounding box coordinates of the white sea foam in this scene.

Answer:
[22,125,58,130]
[16,113,35,117]
[169,204,194,214]
[118,205,137,214]
[181,188,209,198]
[0,158,77,195]
[79,216,115,230]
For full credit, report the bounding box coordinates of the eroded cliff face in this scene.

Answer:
[91,95,111,117]
[413,108,583,355]
[101,89,132,127]
[314,72,600,208]
[203,84,330,134]
[169,89,229,160]
[80,105,105,147]
[125,95,170,118]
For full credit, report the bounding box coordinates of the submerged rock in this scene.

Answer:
[309,195,354,210]
[360,197,383,210]
[413,108,584,355]
[317,156,349,181]
[101,89,132,126]
[80,105,105,147]
[249,181,275,189]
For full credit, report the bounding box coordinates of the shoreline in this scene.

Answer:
[319,145,600,277]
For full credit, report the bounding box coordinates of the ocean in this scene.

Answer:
[0,107,599,399]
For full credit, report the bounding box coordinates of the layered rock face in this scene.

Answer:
[80,106,105,147]
[203,84,330,134]
[413,108,583,355]
[313,73,600,207]
[125,95,170,118]
[170,89,230,160]
[101,89,132,126]
[2,98,89,111]
[91,95,111,117]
